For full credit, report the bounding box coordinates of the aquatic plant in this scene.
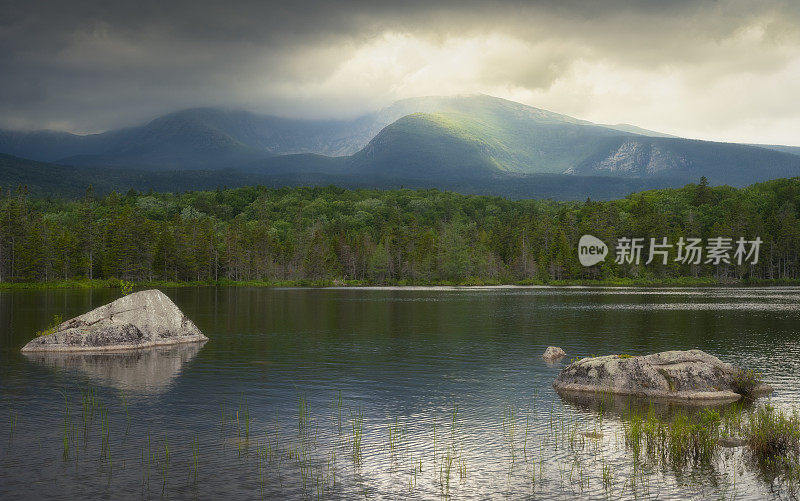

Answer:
[747,404,800,467]
[119,390,130,433]
[624,407,720,467]
[16,386,800,499]
[731,368,763,399]
[164,434,170,463]
[333,390,342,434]
[8,408,17,440]
[241,394,251,441]
[298,394,309,438]
[622,402,800,493]
[388,417,403,456]
[190,434,199,482]
[350,407,363,465]
[601,458,613,490]
[100,403,112,467]
[60,390,70,460]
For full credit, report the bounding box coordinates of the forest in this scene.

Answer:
[0,177,798,285]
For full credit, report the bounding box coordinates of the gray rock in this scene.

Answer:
[542,346,566,361]
[21,290,207,352]
[553,350,772,402]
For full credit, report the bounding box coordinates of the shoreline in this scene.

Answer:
[1,277,799,290]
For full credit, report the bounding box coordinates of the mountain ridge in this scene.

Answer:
[2,94,800,196]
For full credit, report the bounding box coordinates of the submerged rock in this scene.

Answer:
[21,290,207,352]
[719,437,748,448]
[553,350,772,402]
[542,346,566,361]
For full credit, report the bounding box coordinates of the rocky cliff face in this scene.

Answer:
[566,139,691,177]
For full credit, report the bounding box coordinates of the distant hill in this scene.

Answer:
[0,152,685,201]
[748,144,800,157]
[0,108,369,169]
[0,153,268,196]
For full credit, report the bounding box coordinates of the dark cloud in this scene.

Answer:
[1,0,799,142]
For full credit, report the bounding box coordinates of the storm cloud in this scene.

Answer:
[2,0,800,145]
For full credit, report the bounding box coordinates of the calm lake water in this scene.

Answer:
[1,286,800,500]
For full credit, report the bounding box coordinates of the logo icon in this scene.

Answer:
[578,234,608,266]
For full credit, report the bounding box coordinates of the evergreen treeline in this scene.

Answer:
[0,177,798,284]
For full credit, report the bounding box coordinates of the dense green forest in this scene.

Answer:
[0,177,798,285]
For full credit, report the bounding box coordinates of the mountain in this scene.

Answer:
[350,113,504,178]
[2,94,800,196]
[0,109,369,169]
[331,107,800,186]
[0,95,623,171]
[351,99,633,175]
[0,128,125,163]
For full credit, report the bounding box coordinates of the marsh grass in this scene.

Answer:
[60,390,71,460]
[624,407,721,468]
[503,403,518,464]
[8,408,17,440]
[99,403,111,468]
[388,417,403,457]
[350,407,364,466]
[332,390,343,435]
[746,404,800,470]
[298,394,309,438]
[601,458,613,490]
[731,369,763,399]
[622,402,800,492]
[190,435,199,482]
[13,387,800,499]
[119,390,130,434]
[240,393,251,443]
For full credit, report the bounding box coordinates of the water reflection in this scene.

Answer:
[20,341,206,394]
[556,387,743,417]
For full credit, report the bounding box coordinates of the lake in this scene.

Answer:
[1,286,800,499]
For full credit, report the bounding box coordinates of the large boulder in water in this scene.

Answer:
[553,349,771,402]
[21,290,207,352]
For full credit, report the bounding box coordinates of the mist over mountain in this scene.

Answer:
[1,94,799,198]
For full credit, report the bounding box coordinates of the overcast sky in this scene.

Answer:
[3,0,800,145]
